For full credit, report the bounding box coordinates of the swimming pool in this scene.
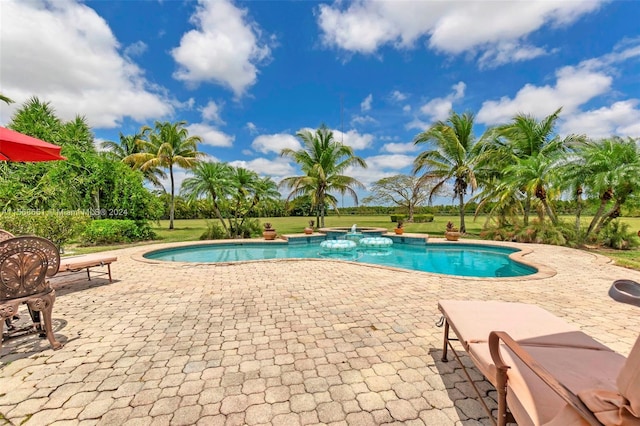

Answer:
[144,242,537,278]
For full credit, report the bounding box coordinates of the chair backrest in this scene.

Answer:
[0,236,60,301]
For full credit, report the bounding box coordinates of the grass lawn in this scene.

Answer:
[68,215,640,271]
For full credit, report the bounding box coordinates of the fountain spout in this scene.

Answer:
[350,224,357,233]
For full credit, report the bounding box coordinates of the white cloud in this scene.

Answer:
[477,40,640,138]
[251,133,301,154]
[124,41,148,58]
[405,118,430,131]
[246,122,258,134]
[361,94,373,111]
[403,105,411,113]
[186,123,235,147]
[200,100,225,124]
[0,0,172,128]
[171,0,272,96]
[478,42,550,69]
[365,154,415,170]
[317,0,603,67]
[419,81,466,122]
[390,90,408,102]
[344,154,415,188]
[333,129,374,150]
[229,157,295,182]
[477,65,612,125]
[350,115,377,126]
[559,100,640,139]
[382,142,420,154]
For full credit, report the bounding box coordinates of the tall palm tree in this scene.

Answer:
[413,111,478,233]
[126,121,203,229]
[181,161,233,236]
[280,125,367,227]
[102,130,167,189]
[482,108,583,226]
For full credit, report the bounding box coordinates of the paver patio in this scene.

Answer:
[1,239,639,425]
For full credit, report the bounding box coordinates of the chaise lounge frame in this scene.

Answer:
[59,254,117,283]
[438,295,638,426]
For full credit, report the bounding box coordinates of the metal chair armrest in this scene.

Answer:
[488,331,603,426]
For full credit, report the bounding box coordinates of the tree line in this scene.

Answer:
[2,96,638,247]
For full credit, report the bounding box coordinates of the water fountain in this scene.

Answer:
[345,224,363,242]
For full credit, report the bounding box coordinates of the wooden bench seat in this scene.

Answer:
[59,254,117,282]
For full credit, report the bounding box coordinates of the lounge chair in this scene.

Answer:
[59,253,117,282]
[0,236,63,351]
[438,281,640,426]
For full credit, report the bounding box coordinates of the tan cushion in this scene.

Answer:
[567,335,640,425]
[60,254,117,271]
[438,300,610,351]
[618,335,640,416]
[469,342,625,425]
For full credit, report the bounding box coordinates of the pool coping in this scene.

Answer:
[131,235,559,281]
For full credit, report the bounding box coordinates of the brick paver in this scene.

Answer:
[1,238,639,425]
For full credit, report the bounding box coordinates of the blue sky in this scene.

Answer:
[1,0,639,205]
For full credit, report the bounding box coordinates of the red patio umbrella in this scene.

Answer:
[0,126,66,162]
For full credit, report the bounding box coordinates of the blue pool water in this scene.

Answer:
[145,242,537,278]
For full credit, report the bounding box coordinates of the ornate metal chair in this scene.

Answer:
[0,236,62,351]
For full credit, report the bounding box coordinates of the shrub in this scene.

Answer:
[413,214,434,223]
[390,215,406,223]
[480,226,516,242]
[200,222,227,240]
[0,210,90,250]
[81,219,156,245]
[599,220,639,250]
[231,219,262,238]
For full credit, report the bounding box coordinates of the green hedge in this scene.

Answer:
[81,219,156,245]
[414,214,434,223]
[0,210,90,249]
[390,214,434,223]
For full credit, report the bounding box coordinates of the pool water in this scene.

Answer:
[145,242,537,278]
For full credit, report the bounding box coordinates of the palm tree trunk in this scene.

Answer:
[169,165,175,230]
[523,196,531,227]
[211,197,229,237]
[594,202,622,236]
[541,200,557,225]
[458,192,466,233]
[586,199,608,240]
[574,190,583,237]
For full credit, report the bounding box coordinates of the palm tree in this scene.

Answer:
[102,130,167,189]
[126,121,204,229]
[280,125,367,227]
[581,137,640,239]
[482,108,583,226]
[413,111,478,233]
[555,145,590,237]
[502,155,561,225]
[0,94,14,105]
[181,161,233,236]
[102,131,145,160]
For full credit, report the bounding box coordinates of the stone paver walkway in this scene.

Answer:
[1,239,639,426]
